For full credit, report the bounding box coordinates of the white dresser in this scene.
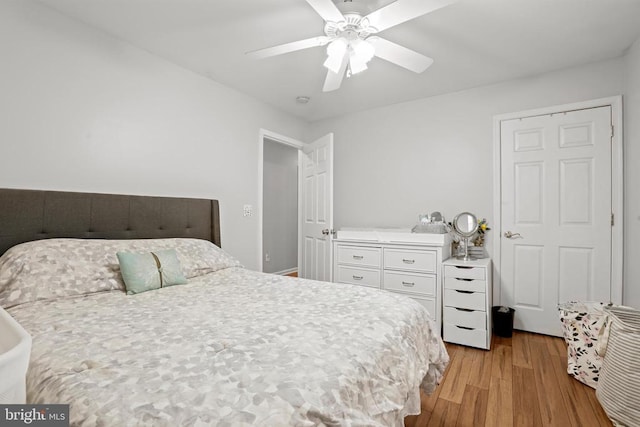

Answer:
[442,257,492,349]
[333,230,450,333]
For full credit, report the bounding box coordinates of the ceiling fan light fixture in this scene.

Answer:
[323,53,344,73]
[323,39,348,72]
[348,55,368,75]
[351,38,375,64]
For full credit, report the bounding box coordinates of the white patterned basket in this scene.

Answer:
[558,301,609,388]
[0,306,32,404]
[596,306,640,427]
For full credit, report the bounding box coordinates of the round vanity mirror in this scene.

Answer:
[452,212,479,261]
[453,212,479,237]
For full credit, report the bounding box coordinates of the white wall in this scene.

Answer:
[307,58,630,302]
[623,39,640,309]
[0,0,306,269]
[262,139,298,274]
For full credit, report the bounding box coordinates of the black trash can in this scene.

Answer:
[492,306,516,337]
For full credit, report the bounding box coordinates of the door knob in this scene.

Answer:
[321,229,336,236]
[504,231,522,239]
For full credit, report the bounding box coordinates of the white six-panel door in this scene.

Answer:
[299,133,334,281]
[500,106,612,336]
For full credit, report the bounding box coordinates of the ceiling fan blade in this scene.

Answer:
[369,37,433,73]
[246,36,330,60]
[365,0,456,33]
[323,53,348,92]
[305,0,345,23]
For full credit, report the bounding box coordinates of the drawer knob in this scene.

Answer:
[455,266,473,269]
[352,275,363,280]
[455,290,474,294]
[455,308,474,312]
[402,259,415,264]
[455,278,473,282]
[456,325,475,331]
[402,281,415,287]
[352,255,364,260]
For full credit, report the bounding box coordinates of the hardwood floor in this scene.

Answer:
[404,331,612,427]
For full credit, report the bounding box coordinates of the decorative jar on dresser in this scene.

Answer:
[442,257,492,350]
[333,228,451,334]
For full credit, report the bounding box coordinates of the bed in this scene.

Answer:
[0,189,449,426]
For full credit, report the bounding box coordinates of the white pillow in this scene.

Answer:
[0,238,241,308]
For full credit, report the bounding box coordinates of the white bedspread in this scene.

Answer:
[8,267,448,426]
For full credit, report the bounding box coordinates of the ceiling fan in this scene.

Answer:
[246,0,455,92]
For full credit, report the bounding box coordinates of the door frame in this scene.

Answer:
[257,128,305,272]
[492,96,624,306]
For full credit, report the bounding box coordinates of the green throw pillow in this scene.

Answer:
[117,249,188,295]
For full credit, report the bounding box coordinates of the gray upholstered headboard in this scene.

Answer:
[0,189,221,256]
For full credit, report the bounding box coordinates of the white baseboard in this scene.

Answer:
[273,268,298,276]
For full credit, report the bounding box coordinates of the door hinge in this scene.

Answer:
[611,125,614,138]
[611,213,615,226]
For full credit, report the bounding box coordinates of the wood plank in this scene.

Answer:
[512,366,542,426]
[511,331,533,369]
[529,340,572,425]
[485,376,513,427]
[455,385,488,427]
[426,399,460,427]
[405,409,431,427]
[438,346,474,403]
[421,383,443,414]
[490,344,512,380]
[491,334,513,348]
[554,335,568,357]
[583,385,613,426]
[468,347,492,389]
[545,334,562,356]
[551,354,613,427]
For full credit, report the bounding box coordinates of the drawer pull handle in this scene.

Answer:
[455,290,474,294]
[402,259,415,264]
[455,308,474,312]
[454,266,473,269]
[402,281,415,287]
[352,275,363,280]
[352,255,364,260]
[456,326,475,331]
[455,278,473,282]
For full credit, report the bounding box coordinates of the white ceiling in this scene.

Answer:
[35,0,640,122]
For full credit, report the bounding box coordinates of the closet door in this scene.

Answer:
[500,106,612,336]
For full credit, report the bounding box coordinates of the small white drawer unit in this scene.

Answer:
[442,258,492,350]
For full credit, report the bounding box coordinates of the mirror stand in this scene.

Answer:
[459,235,474,261]
[452,212,479,261]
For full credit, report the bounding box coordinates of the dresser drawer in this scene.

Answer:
[444,277,487,293]
[444,306,487,329]
[384,248,436,273]
[336,266,381,288]
[336,245,381,268]
[383,271,436,297]
[444,265,485,280]
[444,289,486,311]
[444,323,488,349]
[410,297,436,319]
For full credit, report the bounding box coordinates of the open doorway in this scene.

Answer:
[258,129,334,281]
[258,129,304,275]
